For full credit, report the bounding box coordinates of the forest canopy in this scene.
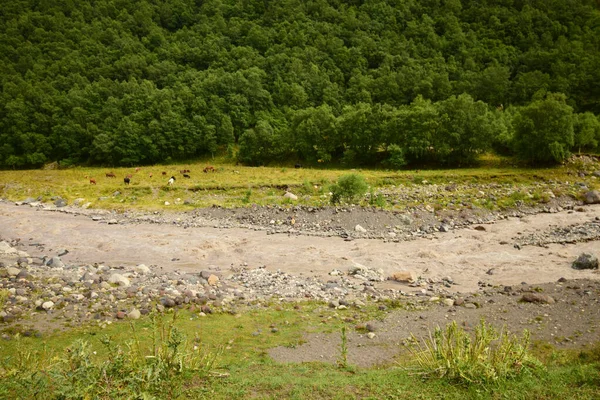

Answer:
[1,0,599,168]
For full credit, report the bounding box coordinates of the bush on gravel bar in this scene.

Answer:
[329,174,368,205]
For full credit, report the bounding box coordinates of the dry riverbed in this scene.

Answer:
[1,198,599,367]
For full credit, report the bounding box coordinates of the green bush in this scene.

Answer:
[329,174,368,204]
[408,319,543,385]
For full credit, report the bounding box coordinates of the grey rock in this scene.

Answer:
[46,257,65,269]
[520,293,555,304]
[355,224,367,233]
[54,198,67,207]
[128,309,141,320]
[283,192,298,200]
[572,253,599,270]
[108,273,130,287]
[6,267,20,277]
[160,297,176,308]
[583,190,600,204]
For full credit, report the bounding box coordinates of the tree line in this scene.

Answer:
[1,0,599,168]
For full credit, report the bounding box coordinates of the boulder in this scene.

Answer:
[127,309,141,320]
[354,224,367,233]
[207,274,220,286]
[572,253,599,270]
[135,264,151,274]
[46,257,65,269]
[388,271,416,283]
[108,273,131,287]
[583,190,600,204]
[520,293,555,304]
[283,192,298,200]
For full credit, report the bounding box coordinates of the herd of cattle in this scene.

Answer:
[88,166,216,185]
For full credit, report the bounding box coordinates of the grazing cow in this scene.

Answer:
[135,167,140,172]
[162,171,167,176]
[168,176,176,185]
[183,173,191,178]
[149,173,153,178]
[106,172,116,178]
[295,163,302,169]
[90,178,96,185]
[124,177,130,185]
[203,166,215,173]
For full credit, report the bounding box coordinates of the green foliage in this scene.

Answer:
[573,112,600,153]
[408,320,543,385]
[241,189,252,204]
[0,1,599,168]
[384,144,407,169]
[329,173,368,204]
[513,93,575,164]
[0,313,221,399]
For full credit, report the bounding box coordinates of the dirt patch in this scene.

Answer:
[269,279,600,368]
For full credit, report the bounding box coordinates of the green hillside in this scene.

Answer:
[1,0,599,168]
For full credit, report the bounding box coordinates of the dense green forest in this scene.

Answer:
[1,0,600,168]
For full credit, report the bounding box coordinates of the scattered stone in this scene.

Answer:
[42,301,54,311]
[46,257,65,269]
[135,264,151,274]
[583,190,600,204]
[388,271,416,283]
[6,267,20,277]
[520,293,555,304]
[572,253,599,270]
[54,198,67,207]
[107,219,118,225]
[108,273,131,287]
[366,332,376,339]
[443,298,455,307]
[116,311,126,319]
[347,263,384,281]
[160,298,176,308]
[283,192,298,201]
[207,274,220,286]
[355,224,367,233]
[128,309,141,320]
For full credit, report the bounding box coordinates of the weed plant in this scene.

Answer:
[0,312,221,399]
[408,319,543,385]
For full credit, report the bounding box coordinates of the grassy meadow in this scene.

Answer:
[0,155,596,211]
[1,156,600,398]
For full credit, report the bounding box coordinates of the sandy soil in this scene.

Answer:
[1,202,599,293]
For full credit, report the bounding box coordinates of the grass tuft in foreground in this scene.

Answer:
[408,319,544,385]
[0,312,222,399]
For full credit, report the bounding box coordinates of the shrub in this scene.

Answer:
[384,144,407,169]
[408,319,543,385]
[329,174,368,204]
[513,92,574,164]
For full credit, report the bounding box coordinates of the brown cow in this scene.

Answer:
[203,166,215,173]
[106,172,116,178]
[90,178,97,185]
